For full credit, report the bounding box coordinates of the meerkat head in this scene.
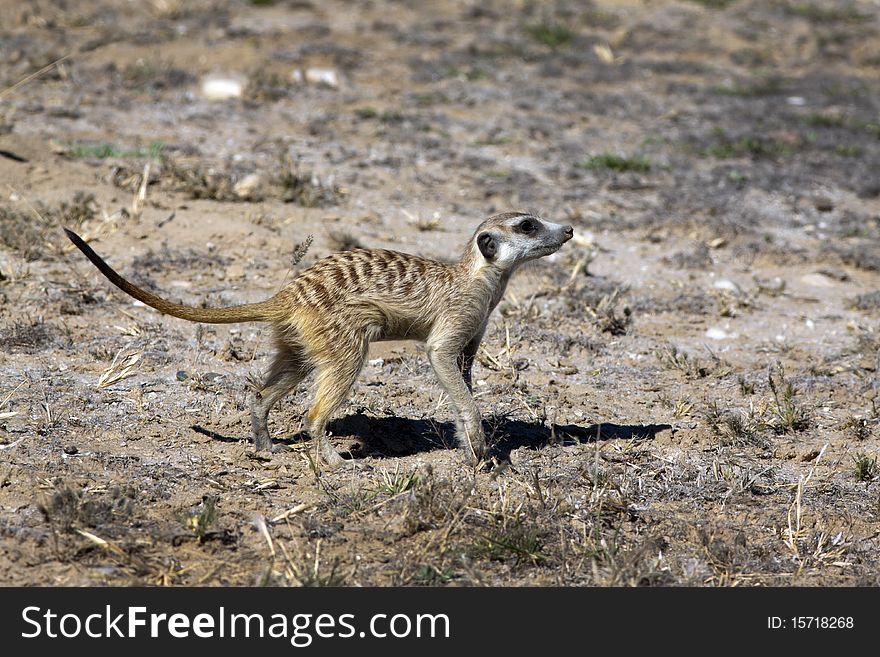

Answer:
[473,212,574,271]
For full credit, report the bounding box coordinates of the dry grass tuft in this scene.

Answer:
[96,347,143,389]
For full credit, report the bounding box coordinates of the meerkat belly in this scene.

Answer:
[346,294,437,342]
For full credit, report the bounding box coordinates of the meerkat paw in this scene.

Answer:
[315,436,347,470]
[252,433,274,453]
[456,428,487,465]
[320,452,346,469]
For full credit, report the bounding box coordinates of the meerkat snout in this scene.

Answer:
[66,211,572,469]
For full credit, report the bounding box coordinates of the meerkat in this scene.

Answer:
[64,212,573,467]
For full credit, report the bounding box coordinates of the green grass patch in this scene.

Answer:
[379,110,404,124]
[354,107,378,119]
[767,364,812,433]
[413,92,448,107]
[525,22,573,48]
[703,134,794,159]
[803,112,846,128]
[577,153,651,173]
[863,123,880,139]
[473,135,512,146]
[353,108,404,123]
[853,454,878,482]
[412,564,452,586]
[70,140,164,160]
[836,144,862,157]
[784,2,872,23]
[471,518,547,566]
[713,76,786,97]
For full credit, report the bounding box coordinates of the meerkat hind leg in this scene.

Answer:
[306,336,369,468]
[251,343,313,452]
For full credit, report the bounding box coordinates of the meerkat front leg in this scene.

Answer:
[456,327,486,392]
[427,336,487,462]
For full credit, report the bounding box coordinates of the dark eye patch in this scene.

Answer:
[517,219,537,233]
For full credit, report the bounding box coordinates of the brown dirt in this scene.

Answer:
[2,0,880,586]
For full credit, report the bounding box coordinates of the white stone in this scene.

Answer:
[705,327,730,340]
[233,173,263,199]
[713,279,740,293]
[800,273,834,288]
[304,68,339,88]
[200,75,244,100]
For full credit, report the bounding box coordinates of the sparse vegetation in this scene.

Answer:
[276,156,341,207]
[0,320,56,353]
[577,153,651,173]
[68,140,165,160]
[245,68,290,102]
[585,289,632,335]
[713,76,786,97]
[373,466,420,495]
[525,22,573,48]
[354,107,378,119]
[704,133,795,159]
[326,230,363,251]
[703,401,768,448]
[0,191,96,260]
[380,110,404,124]
[123,153,341,206]
[472,516,547,566]
[783,2,872,24]
[842,416,872,441]
[853,454,878,482]
[836,144,861,157]
[656,343,712,379]
[803,112,845,128]
[766,364,811,434]
[187,495,218,543]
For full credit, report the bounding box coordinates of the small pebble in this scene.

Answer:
[294,68,339,88]
[233,172,264,199]
[705,327,731,340]
[713,279,740,293]
[200,74,245,100]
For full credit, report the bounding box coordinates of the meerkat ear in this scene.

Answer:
[477,232,497,260]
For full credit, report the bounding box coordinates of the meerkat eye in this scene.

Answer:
[518,219,536,233]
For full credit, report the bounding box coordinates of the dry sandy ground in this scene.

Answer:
[1,0,880,586]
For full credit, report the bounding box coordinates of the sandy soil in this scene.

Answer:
[1,0,880,586]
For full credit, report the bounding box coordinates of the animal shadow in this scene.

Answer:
[192,414,672,462]
[489,419,672,462]
[331,413,671,462]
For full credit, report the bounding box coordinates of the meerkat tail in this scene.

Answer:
[64,228,276,324]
